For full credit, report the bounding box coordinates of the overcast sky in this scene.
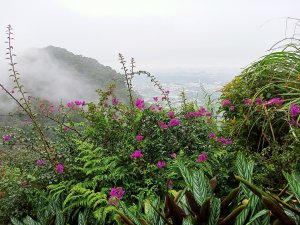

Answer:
[0,0,299,72]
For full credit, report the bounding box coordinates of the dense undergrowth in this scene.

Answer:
[0,25,300,225]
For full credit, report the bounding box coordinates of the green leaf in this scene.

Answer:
[208,197,221,225]
[245,209,269,225]
[283,172,300,204]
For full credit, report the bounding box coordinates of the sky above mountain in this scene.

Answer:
[0,0,299,72]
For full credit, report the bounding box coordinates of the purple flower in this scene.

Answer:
[167,111,175,117]
[130,150,143,159]
[208,133,216,138]
[290,104,300,118]
[170,153,177,159]
[157,161,166,169]
[36,159,46,166]
[244,99,253,106]
[153,97,158,102]
[168,118,181,127]
[197,153,208,162]
[56,164,64,173]
[109,187,125,205]
[112,98,119,105]
[136,135,144,141]
[2,134,11,142]
[221,100,231,107]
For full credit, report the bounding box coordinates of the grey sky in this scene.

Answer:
[0,0,299,72]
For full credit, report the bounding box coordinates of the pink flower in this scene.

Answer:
[226,139,233,144]
[229,106,235,111]
[56,164,64,173]
[109,187,125,205]
[264,98,285,106]
[112,98,119,105]
[63,126,70,132]
[167,180,173,189]
[290,104,300,117]
[216,137,233,145]
[49,105,55,113]
[170,153,177,159]
[153,97,158,102]
[135,99,145,110]
[2,134,11,142]
[167,111,175,117]
[67,102,75,108]
[244,99,253,106]
[165,90,170,94]
[36,159,46,166]
[136,135,144,141]
[197,153,208,162]
[157,161,166,169]
[221,100,231,107]
[161,125,168,129]
[168,118,181,126]
[130,150,143,159]
[158,121,165,126]
[74,100,82,106]
[208,133,216,138]
[256,98,263,104]
[158,106,162,111]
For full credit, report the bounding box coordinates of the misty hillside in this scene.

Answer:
[0,46,130,113]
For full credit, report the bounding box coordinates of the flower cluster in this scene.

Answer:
[36,159,46,166]
[67,100,85,108]
[109,187,125,205]
[263,98,285,106]
[244,99,253,106]
[208,133,216,138]
[290,104,300,127]
[196,153,208,162]
[185,107,212,118]
[167,111,175,117]
[221,100,231,107]
[157,160,166,169]
[2,134,11,142]
[158,121,168,129]
[170,153,177,159]
[112,97,119,105]
[130,150,143,159]
[56,164,64,173]
[136,135,144,141]
[135,99,145,110]
[168,118,181,127]
[216,137,233,145]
